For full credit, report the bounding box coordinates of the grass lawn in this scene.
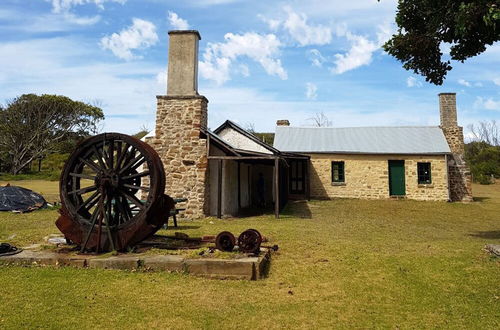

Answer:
[0,181,499,329]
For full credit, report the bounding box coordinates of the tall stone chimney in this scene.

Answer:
[276,120,290,126]
[152,30,209,218]
[438,93,472,202]
[167,31,200,96]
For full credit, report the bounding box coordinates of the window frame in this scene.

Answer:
[331,161,345,183]
[417,162,432,184]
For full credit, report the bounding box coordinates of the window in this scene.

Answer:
[417,162,432,184]
[332,161,345,183]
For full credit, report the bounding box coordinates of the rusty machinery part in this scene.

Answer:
[237,229,262,253]
[56,133,175,253]
[215,231,236,252]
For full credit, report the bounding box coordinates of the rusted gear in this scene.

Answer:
[56,133,175,252]
[215,231,236,252]
[237,229,262,253]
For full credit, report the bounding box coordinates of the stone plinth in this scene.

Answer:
[0,249,272,281]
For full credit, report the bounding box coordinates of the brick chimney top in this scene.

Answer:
[276,120,290,126]
[439,93,457,127]
[167,30,201,96]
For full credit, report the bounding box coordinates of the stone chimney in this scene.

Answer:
[439,93,458,127]
[167,30,200,96]
[153,30,209,218]
[438,93,472,202]
[276,120,290,126]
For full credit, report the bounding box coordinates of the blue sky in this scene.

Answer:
[0,0,499,136]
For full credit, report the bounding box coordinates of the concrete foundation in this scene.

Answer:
[0,248,271,280]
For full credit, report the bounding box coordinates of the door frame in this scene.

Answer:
[289,159,306,195]
[388,160,406,196]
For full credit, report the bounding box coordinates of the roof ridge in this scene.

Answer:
[278,125,441,129]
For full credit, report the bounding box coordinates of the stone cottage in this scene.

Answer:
[148,30,472,220]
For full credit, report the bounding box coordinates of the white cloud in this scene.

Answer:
[156,70,167,86]
[257,14,281,31]
[199,32,287,85]
[168,11,190,30]
[306,82,318,100]
[100,18,158,60]
[474,97,500,111]
[458,79,471,87]
[474,82,483,87]
[332,33,377,74]
[331,23,392,74]
[406,76,422,88]
[239,64,250,77]
[307,49,326,67]
[282,6,332,46]
[493,78,500,86]
[50,0,126,13]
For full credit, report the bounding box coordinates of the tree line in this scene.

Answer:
[0,94,104,175]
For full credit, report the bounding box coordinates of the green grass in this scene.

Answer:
[0,182,499,329]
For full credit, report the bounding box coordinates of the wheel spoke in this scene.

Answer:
[77,190,100,212]
[68,185,97,195]
[122,171,150,180]
[80,206,100,252]
[70,172,96,180]
[119,189,145,210]
[122,183,150,192]
[118,146,136,172]
[108,139,114,169]
[79,157,101,173]
[119,154,145,175]
[92,145,107,170]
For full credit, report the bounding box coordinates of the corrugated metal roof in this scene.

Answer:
[273,126,451,154]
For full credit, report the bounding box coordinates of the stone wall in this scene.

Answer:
[150,95,209,218]
[441,126,473,202]
[307,154,449,201]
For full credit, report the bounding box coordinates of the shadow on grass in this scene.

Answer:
[473,196,491,202]
[468,230,500,239]
[165,225,201,230]
[280,200,312,219]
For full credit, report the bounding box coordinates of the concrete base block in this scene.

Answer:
[87,256,140,270]
[1,248,273,280]
[142,255,184,272]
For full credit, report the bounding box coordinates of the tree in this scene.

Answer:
[467,120,499,146]
[382,1,499,85]
[0,94,104,174]
[307,112,332,127]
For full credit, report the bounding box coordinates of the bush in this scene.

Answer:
[465,142,500,184]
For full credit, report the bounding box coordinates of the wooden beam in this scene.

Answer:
[305,160,311,201]
[217,159,222,219]
[274,158,280,219]
[237,161,241,211]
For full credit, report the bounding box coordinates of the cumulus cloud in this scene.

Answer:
[406,76,422,87]
[257,14,281,31]
[458,79,471,87]
[100,18,158,60]
[199,32,287,85]
[474,97,500,111]
[282,6,332,46]
[50,0,126,13]
[168,11,189,30]
[331,24,392,74]
[493,78,500,86]
[307,49,326,67]
[306,82,318,100]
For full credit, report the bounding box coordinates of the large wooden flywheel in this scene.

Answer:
[56,133,174,252]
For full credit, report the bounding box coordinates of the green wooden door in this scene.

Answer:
[388,160,406,196]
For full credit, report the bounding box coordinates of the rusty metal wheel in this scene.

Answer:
[215,231,236,252]
[56,133,173,252]
[238,229,262,253]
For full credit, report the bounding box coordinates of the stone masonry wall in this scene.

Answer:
[441,126,473,202]
[150,95,209,218]
[308,154,449,201]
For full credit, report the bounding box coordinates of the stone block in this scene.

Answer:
[87,256,140,270]
[141,255,184,272]
[184,258,258,280]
